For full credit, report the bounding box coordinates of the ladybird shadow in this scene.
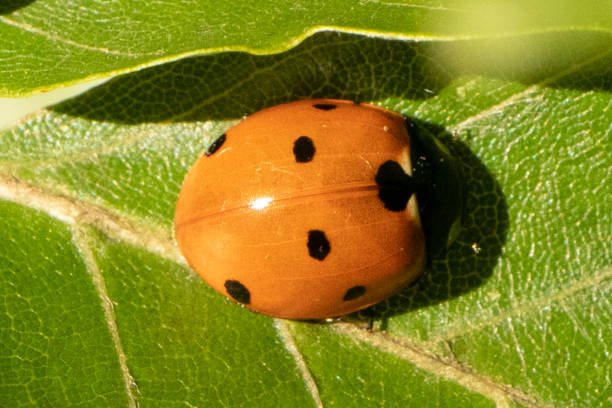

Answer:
[353,119,509,327]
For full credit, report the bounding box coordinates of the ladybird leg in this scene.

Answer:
[367,315,374,332]
[359,307,376,332]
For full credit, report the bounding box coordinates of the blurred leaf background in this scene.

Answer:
[1,1,611,407]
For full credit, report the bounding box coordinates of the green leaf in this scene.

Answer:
[0,201,129,406]
[1,0,611,96]
[1,12,611,408]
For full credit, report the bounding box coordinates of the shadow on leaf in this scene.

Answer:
[0,0,35,14]
[52,32,450,124]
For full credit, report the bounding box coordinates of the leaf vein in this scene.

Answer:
[71,225,139,408]
[334,323,553,408]
[0,16,159,57]
[451,46,612,132]
[427,266,612,344]
[274,320,323,408]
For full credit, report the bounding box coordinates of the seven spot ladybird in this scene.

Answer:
[174,99,450,319]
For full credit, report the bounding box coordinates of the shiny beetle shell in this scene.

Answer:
[174,99,426,319]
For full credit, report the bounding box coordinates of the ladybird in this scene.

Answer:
[175,99,429,319]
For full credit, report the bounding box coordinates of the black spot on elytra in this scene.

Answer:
[343,285,366,301]
[224,280,250,304]
[206,133,226,156]
[293,136,315,162]
[307,230,330,261]
[375,160,416,212]
[313,103,337,111]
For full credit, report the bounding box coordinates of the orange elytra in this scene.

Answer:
[174,99,427,319]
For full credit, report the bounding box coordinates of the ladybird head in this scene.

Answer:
[406,119,464,258]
